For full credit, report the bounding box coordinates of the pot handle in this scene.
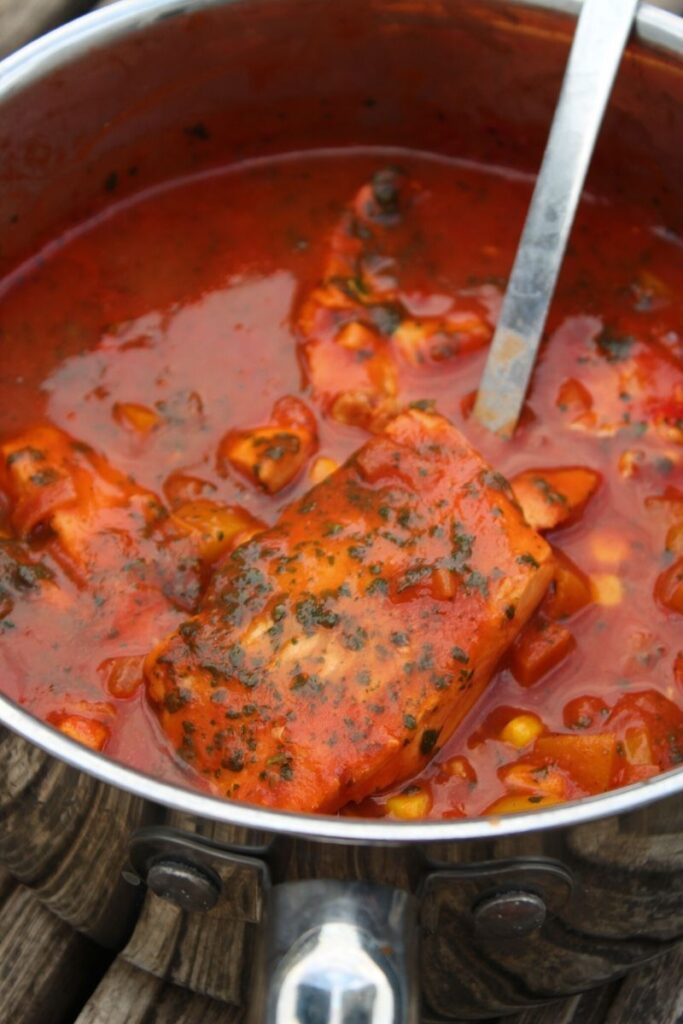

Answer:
[249,879,418,1023]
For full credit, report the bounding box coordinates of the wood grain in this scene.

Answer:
[121,890,253,1005]
[0,1,91,57]
[0,864,16,907]
[604,947,683,1024]
[0,884,104,1024]
[75,958,243,1024]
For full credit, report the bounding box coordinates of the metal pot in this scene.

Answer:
[1,2,683,1020]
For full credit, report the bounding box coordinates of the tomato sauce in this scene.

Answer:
[1,147,683,817]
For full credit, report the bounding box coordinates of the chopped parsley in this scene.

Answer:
[517,553,540,569]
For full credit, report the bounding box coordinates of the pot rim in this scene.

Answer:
[1,0,683,845]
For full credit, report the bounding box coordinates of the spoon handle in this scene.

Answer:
[473,0,639,439]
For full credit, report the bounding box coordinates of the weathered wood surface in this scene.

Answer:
[0,876,106,1024]
[0,0,91,57]
[75,959,243,1024]
[604,947,683,1024]
[63,949,683,1024]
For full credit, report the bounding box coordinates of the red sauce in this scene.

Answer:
[1,147,683,817]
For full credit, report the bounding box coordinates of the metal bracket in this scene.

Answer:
[126,825,270,922]
[420,857,574,939]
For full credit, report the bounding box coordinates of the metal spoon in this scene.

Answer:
[473,0,640,439]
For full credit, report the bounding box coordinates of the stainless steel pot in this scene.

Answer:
[1,2,683,1020]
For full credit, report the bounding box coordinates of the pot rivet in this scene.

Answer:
[146,860,221,913]
[473,891,546,940]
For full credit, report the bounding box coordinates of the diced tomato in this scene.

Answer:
[271,395,318,436]
[113,402,162,434]
[329,389,399,432]
[511,466,600,531]
[644,486,683,529]
[534,733,617,794]
[674,652,683,691]
[393,312,490,366]
[563,694,610,731]
[510,617,576,687]
[618,448,646,479]
[623,726,654,766]
[220,396,318,494]
[655,557,683,615]
[485,793,562,815]
[555,377,593,416]
[621,763,660,784]
[499,760,568,800]
[336,321,380,351]
[98,655,145,700]
[546,549,592,620]
[163,471,216,507]
[171,499,264,563]
[439,755,477,784]
[666,522,683,556]
[608,690,683,772]
[460,390,477,419]
[48,713,110,751]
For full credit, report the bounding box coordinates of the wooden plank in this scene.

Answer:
[604,948,683,1024]
[0,1,93,58]
[120,890,254,1006]
[0,885,104,1024]
[0,864,16,907]
[75,958,243,1024]
[500,981,621,1024]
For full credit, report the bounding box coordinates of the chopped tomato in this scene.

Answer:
[655,557,683,615]
[511,467,601,531]
[545,549,593,620]
[499,760,569,800]
[485,794,562,815]
[534,734,617,794]
[674,652,683,690]
[555,377,593,417]
[171,499,264,563]
[98,655,145,700]
[510,617,576,687]
[113,402,162,434]
[48,713,110,752]
[563,694,610,731]
[608,690,683,774]
[439,755,477,784]
[220,396,318,494]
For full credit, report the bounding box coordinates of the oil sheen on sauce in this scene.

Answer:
[1,148,683,819]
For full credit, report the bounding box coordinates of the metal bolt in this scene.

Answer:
[473,890,547,940]
[146,859,221,913]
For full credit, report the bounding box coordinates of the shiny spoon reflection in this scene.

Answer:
[474,0,640,439]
